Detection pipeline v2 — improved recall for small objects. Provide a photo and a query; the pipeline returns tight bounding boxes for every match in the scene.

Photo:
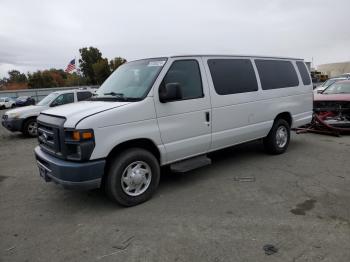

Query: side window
[207,59,258,95]
[296,61,311,85]
[255,60,299,90]
[77,91,92,101]
[161,60,203,100]
[51,93,74,107]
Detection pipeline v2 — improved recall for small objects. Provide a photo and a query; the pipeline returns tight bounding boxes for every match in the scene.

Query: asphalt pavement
[0,109,349,262]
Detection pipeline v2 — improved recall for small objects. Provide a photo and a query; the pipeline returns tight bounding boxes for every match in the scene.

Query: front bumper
[34,146,105,190]
[1,118,24,132]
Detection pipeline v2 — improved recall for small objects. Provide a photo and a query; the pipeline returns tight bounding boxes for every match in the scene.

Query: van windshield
[93,58,167,101]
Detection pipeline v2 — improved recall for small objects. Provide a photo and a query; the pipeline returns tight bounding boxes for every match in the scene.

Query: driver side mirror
[159,83,182,103]
[317,89,323,94]
[50,101,60,107]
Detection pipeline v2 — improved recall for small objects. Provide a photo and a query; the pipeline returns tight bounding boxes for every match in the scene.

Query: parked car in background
[2,89,93,137]
[314,77,347,93]
[314,80,350,127]
[15,96,36,107]
[34,55,313,206]
[0,97,16,109]
[334,73,350,79]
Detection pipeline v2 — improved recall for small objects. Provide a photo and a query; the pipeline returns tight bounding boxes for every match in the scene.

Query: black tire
[23,118,38,137]
[106,148,160,206]
[263,119,290,155]
[11,104,15,108]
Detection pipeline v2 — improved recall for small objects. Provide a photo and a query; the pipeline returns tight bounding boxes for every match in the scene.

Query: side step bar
[170,155,211,173]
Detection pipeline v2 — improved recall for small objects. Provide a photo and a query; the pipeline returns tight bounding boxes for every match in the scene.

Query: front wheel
[263,119,290,154]
[106,148,160,206]
[23,118,38,137]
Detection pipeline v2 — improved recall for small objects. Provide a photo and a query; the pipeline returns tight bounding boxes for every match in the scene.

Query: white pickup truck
[2,89,92,137]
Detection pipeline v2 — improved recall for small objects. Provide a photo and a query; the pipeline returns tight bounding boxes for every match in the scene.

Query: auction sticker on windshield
[148,61,166,67]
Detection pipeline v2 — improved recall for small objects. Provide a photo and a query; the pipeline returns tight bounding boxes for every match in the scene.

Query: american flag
[65,59,76,73]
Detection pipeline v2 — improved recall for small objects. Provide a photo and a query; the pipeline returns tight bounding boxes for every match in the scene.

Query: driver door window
[51,93,74,107]
[160,60,203,101]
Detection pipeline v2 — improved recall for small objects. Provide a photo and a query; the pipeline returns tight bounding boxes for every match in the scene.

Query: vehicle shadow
[43,137,306,211]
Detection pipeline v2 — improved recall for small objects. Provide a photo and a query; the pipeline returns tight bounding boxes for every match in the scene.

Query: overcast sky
[1,0,349,77]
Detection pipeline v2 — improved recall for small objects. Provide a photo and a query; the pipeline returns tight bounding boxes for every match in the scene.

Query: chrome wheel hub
[28,122,38,136]
[276,126,288,148]
[121,161,152,196]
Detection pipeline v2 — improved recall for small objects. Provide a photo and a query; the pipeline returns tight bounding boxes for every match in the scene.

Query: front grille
[37,123,60,154]
[37,114,66,158]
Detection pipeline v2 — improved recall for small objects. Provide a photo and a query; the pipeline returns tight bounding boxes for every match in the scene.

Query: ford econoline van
[34,55,313,206]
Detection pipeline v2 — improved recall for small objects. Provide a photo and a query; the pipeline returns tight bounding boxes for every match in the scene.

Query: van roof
[169,54,304,60]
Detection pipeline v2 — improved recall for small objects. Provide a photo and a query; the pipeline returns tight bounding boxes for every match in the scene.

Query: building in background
[317,61,350,78]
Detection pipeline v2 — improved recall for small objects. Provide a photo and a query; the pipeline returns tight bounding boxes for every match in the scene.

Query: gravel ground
[0,109,350,262]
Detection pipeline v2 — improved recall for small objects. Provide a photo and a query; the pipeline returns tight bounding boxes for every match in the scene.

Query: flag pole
[76,56,80,87]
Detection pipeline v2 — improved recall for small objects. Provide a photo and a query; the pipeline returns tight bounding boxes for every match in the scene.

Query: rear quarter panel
[203,57,312,151]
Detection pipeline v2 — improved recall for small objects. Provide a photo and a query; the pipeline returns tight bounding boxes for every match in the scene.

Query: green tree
[0,77,8,86]
[110,57,127,72]
[65,72,88,86]
[92,58,111,85]
[79,47,103,84]
[27,71,55,89]
[8,70,27,83]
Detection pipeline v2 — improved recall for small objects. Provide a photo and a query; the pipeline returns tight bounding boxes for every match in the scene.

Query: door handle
[205,111,210,122]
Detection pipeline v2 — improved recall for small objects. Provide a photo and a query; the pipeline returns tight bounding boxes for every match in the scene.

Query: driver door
[154,58,212,164]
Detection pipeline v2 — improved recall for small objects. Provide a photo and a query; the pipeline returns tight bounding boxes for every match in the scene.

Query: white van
[34,55,313,206]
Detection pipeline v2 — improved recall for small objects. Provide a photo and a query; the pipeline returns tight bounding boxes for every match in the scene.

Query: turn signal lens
[71,130,93,141]
[82,132,93,140]
[72,131,80,141]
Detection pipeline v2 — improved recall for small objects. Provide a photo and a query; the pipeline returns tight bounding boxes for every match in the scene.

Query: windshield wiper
[90,92,142,102]
[103,92,125,97]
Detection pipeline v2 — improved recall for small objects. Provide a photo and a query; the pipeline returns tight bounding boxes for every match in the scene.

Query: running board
[170,155,211,173]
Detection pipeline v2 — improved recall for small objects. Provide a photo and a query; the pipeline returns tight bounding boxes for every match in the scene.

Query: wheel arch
[22,116,37,130]
[106,138,161,166]
[274,112,292,127]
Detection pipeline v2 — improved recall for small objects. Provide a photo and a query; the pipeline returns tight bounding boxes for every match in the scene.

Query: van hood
[41,101,131,127]
[6,105,47,117]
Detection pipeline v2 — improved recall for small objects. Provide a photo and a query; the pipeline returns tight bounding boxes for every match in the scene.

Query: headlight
[7,112,20,119]
[64,129,95,161]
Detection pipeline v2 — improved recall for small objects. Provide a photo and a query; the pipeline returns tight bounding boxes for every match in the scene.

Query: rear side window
[161,60,203,100]
[255,60,299,90]
[208,59,258,95]
[296,61,311,85]
[77,91,92,101]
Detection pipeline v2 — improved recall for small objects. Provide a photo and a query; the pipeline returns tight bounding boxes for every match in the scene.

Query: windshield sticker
[147,61,166,67]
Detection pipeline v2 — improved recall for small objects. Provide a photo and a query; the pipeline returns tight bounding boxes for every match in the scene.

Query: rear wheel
[23,118,38,137]
[263,119,290,154]
[106,148,160,206]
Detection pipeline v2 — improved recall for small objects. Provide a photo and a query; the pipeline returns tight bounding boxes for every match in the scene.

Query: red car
[313,80,350,127]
